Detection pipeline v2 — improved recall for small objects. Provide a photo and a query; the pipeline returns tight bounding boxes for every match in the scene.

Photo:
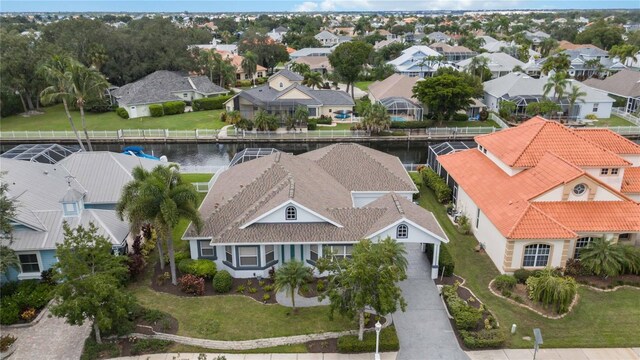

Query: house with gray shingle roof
[111,70,228,119]
[315,30,340,47]
[583,69,640,114]
[0,151,159,282]
[182,143,448,279]
[225,69,354,120]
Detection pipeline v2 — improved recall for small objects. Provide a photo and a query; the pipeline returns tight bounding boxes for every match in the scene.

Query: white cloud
[295,1,319,11]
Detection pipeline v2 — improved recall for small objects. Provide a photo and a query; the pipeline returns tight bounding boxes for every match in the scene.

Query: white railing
[225,129,369,139]
[606,126,640,136]
[191,182,210,193]
[489,112,510,129]
[612,108,640,126]
[403,163,427,171]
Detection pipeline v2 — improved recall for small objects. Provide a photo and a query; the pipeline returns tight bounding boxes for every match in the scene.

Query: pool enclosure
[379,97,423,121]
[1,144,81,164]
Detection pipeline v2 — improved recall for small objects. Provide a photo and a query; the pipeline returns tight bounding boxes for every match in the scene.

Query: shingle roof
[239,83,353,107]
[112,70,226,106]
[185,144,428,244]
[583,69,640,98]
[269,69,304,81]
[457,52,525,73]
[475,117,630,168]
[622,168,640,194]
[368,74,421,101]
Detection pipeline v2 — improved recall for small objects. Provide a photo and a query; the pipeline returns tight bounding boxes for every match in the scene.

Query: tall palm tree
[539,38,558,57]
[116,165,203,285]
[543,71,569,102]
[290,62,311,75]
[467,55,490,82]
[579,238,627,278]
[274,260,312,312]
[67,63,109,151]
[39,55,86,151]
[241,51,258,86]
[303,71,324,89]
[566,85,587,119]
[361,103,391,134]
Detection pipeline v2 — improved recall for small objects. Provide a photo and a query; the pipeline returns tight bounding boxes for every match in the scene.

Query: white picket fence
[489,112,510,129]
[612,108,640,126]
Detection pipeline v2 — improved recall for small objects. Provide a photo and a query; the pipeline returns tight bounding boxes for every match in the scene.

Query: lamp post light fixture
[374,320,382,360]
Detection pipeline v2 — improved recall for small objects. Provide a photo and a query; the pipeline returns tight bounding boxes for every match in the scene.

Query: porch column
[431,243,440,279]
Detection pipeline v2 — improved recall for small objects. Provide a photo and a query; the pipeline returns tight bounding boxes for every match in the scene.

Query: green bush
[307,119,317,130]
[130,339,171,355]
[442,285,482,330]
[452,113,469,122]
[457,215,471,235]
[316,116,332,125]
[193,95,233,111]
[178,259,216,278]
[0,300,20,325]
[149,104,164,117]
[116,107,129,119]
[494,274,517,291]
[337,326,399,353]
[162,101,186,115]
[256,77,268,85]
[526,269,577,314]
[426,244,455,277]
[213,270,233,293]
[460,329,506,349]
[80,336,119,360]
[178,259,194,274]
[174,251,191,264]
[420,168,451,203]
[501,289,512,297]
[513,268,532,284]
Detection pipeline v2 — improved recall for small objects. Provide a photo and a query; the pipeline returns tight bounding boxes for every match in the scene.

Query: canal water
[87,141,436,166]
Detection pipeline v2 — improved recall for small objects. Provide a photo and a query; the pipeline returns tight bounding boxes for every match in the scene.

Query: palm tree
[361,103,391,134]
[583,58,601,79]
[467,55,490,82]
[253,110,277,131]
[67,63,109,151]
[378,237,408,273]
[116,165,203,285]
[566,85,587,119]
[225,110,242,127]
[290,62,311,75]
[539,38,558,57]
[274,260,312,312]
[512,65,525,73]
[543,71,569,102]
[303,71,324,89]
[241,51,258,86]
[579,238,627,278]
[39,55,86,151]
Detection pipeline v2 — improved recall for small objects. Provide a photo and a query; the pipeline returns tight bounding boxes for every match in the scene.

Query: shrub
[149,104,164,117]
[0,335,16,352]
[513,268,532,284]
[494,274,517,291]
[452,113,469,122]
[130,339,171,355]
[457,215,471,235]
[526,269,577,314]
[460,329,506,349]
[178,259,216,278]
[20,307,37,321]
[178,259,194,274]
[142,309,165,323]
[420,168,451,203]
[0,301,20,325]
[337,326,400,353]
[213,270,233,293]
[84,98,112,113]
[156,272,170,286]
[174,251,191,264]
[585,114,598,120]
[426,244,455,277]
[262,294,271,302]
[178,274,205,296]
[501,289,512,298]
[316,116,332,125]
[248,287,257,294]
[128,253,146,279]
[236,285,246,293]
[40,269,57,286]
[316,279,325,292]
[564,258,592,277]
[193,95,233,111]
[307,119,317,130]
[116,107,129,119]
[263,284,273,292]
[162,101,186,115]
[442,285,482,330]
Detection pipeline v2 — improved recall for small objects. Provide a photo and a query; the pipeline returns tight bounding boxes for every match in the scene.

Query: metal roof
[1,144,80,164]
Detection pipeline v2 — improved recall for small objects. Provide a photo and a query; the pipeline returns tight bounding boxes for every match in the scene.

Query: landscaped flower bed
[0,279,54,325]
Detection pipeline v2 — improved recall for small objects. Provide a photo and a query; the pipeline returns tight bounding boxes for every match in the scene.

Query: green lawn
[354,81,373,91]
[592,115,635,127]
[181,173,213,183]
[412,174,640,348]
[433,120,500,128]
[317,123,355,131]
[0,104,226,131]
[130,285,355,341]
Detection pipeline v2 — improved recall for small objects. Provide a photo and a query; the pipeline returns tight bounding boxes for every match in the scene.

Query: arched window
[285,206,297,220]
[574,237,594,259]
[396,224,408,239]
[522,244,551,267]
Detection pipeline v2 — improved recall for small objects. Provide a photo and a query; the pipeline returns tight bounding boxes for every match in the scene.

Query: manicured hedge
[337,326,399,353]
[193,95,233,111]
[116,107,129,119]
[452,113,469,122]
[236,80,252,87]
[149,104,164,117]
[162,101,186,115]
[316,116,332,125]
[494,274,517,291]
[178,259,216,278]
[307,119,317,130]
[420,168,451,203]
[442,285,481,330]
[426,243,455,277]
[213,270,233,293]
[460,329,506,349]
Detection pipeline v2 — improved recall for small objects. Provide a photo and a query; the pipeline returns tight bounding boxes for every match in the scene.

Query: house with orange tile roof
[216,50,267,82]
[437,117,640,273]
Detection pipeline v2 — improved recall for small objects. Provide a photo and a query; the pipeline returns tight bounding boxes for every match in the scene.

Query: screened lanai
[229,148,280,167]
[379,97,423,121]
[0,144,81,164]
[427,141,476,179]
[503,95,570,116]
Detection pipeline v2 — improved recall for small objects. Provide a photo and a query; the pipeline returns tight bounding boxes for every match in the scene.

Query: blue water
[391,116,407,122]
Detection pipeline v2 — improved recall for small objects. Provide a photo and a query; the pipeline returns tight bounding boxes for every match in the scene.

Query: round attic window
[572,183,587,196]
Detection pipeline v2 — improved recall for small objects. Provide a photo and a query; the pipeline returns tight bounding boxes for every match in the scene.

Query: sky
[1,0,638,13]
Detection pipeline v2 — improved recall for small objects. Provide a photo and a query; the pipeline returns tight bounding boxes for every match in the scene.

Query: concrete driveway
[393,243,469,360]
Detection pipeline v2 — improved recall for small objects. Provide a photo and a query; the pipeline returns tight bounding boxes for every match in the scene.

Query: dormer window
[396,224,408,239]
[286,206,297,220]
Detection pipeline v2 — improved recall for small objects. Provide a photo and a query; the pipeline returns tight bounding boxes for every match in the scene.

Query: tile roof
[534,201,640,233]
[217,50,267,72]
[475,117,631,167]
[507,205,576,239]
[622,168,640,194]
[185,144,430,244]
[573,128,640,155]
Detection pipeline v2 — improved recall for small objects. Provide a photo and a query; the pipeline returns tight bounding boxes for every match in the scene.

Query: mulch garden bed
[306,338,338,353]
[434,274,465,287]
[489,281,563,318]
[575,274,640,289]
[150,261,277,304]
[134,313,179,335]
[298,277,328,298]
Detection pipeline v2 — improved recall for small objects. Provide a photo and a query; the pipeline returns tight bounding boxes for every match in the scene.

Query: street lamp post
[374,320,382,360]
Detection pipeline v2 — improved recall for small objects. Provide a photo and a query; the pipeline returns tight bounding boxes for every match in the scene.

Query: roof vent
[43,171,48,175]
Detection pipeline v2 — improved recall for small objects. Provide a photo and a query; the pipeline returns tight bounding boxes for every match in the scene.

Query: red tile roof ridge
[522,152,585,201]
[574,128,640,155]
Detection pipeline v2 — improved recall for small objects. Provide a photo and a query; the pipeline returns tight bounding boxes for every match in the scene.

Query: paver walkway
[466,348,640,360]
[392,243,469,360]
[109,353,398,360]
[3,307,91,360]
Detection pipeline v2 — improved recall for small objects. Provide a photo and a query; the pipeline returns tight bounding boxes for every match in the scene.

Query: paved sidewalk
[110,352,398,360]
[275,289,330,307]
[392,243,468,360]
[466,348,640,360]
[3,307,91,360]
